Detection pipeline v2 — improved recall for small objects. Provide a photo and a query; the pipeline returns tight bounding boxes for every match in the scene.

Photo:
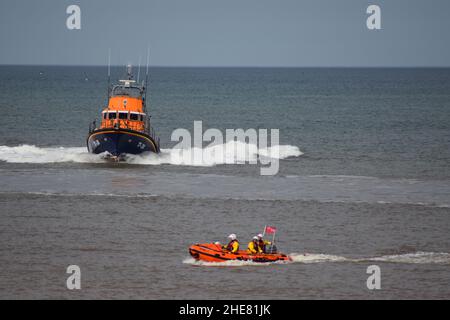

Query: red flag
[265,226,277,234]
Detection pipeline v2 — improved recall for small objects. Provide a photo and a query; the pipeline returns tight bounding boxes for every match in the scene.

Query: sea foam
[0,142,303,165]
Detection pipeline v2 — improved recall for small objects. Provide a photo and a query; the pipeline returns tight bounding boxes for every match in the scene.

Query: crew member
[257,234,271,253]
[223,234,239,253]
[247,236,261,254]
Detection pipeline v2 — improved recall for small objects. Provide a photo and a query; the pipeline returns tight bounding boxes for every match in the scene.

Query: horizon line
[1,63,450,69]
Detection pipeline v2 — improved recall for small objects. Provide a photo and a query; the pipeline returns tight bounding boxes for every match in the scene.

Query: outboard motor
[265,244,278,254]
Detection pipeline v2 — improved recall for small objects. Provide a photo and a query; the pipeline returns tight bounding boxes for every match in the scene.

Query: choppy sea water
[0,66,449,299]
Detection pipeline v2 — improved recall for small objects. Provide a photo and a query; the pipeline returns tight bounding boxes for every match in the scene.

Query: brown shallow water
[1,193,449,299]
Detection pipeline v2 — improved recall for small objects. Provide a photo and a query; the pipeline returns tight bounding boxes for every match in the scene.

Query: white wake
[0,145,103,164]
[182,257,289,267]
[291,252,450,265]
[289,253,348,263]
[0,142,303,165]
[183,252,450,267]
[365,251,450,265]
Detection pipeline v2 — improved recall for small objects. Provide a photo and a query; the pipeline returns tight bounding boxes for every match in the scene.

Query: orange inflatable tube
[189,243,292,263]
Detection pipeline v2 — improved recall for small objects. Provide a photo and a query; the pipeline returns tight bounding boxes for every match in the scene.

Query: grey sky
[0,0,449,67]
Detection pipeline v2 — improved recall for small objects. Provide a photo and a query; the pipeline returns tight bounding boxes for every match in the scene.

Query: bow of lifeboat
[87,126,159,158]
[189,243,292,263]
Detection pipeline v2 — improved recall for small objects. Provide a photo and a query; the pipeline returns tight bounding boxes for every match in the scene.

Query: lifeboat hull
[189,243,292,263]
[87,128,159,157]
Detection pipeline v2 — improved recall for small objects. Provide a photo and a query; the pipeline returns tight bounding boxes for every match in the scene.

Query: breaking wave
[127,141,302,166]
[183,252,450,267]
[0,142,303,165]
[0,145,102,164]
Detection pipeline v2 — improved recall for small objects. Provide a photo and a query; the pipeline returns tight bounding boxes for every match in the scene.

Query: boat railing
[147,126,161,151]
[144,119,160,145]
[88,120,97,134]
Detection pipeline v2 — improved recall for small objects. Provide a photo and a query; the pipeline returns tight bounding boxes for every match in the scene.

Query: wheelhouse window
[103,113,107,120]
[119,112,128,120]
[108,112,117,120]
[112,86,142,98]
[130,113,139,121]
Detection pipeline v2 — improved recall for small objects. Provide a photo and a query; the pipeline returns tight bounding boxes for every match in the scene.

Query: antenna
[108,48,111,78]
[107,48,111,102]
[144,46,150,107]
[144,46,151,130]
[127,64,132,80]
[145,46,150,90]
[137,55,142,83]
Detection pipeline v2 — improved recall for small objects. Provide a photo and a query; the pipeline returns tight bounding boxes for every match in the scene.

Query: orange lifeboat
[189,243,292,263]
[87,64,160,159]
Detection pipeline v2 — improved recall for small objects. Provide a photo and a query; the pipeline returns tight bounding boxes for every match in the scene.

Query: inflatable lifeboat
[189,243,292,263]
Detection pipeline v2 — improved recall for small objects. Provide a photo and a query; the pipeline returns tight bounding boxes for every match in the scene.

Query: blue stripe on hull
[87,131,158,156]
